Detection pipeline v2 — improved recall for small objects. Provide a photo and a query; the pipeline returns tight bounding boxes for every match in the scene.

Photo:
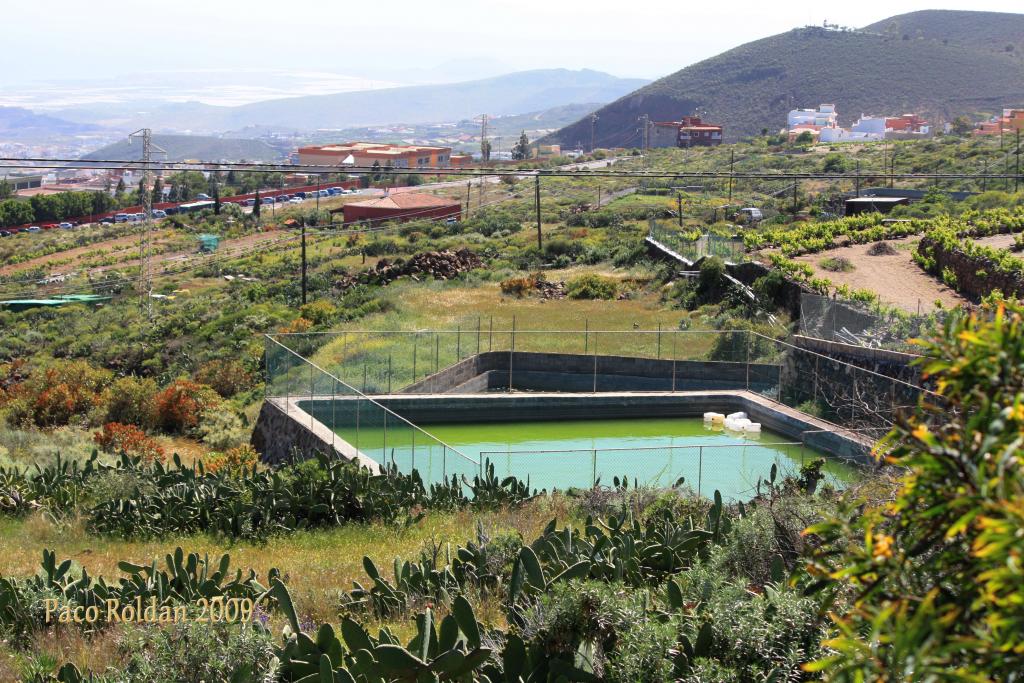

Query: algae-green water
[323,410,855,500]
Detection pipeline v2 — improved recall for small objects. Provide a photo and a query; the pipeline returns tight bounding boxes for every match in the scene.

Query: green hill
[864,9,1024,54]
[548,11,1024,146]
[80,134,284,162]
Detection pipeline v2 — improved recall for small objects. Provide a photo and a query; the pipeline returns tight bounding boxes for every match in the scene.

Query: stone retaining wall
[918,234,1024,300]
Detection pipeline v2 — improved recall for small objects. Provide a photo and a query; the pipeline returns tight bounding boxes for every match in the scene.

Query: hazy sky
[4,0,1023,87]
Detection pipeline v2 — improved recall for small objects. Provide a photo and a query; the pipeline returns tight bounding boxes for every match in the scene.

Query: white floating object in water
[726,411,748,420]
[742,422,761,433]
[704,412,724,422]
[725,417,750,431]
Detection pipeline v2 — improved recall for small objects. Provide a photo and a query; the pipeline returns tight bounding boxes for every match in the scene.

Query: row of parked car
[238,186,356,207]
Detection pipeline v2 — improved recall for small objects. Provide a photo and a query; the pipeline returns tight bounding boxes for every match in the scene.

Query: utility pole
[792,182,798,214]
[465,181,472,217]
[478,114,489,162]
[638,114,650,155]
[535,174,542,250]
[590,113,599,152]
[1016,129,1021,193]
[301,219,307,306]
[677,193,683,227]
[128,128,165,319]
[728,149,734,202]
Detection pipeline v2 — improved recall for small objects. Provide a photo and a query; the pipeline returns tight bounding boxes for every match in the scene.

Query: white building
[787,104,838,130]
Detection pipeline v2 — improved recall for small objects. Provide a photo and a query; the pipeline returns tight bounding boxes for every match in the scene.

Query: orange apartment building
[974,109,1024,136]
[297,142,456,169]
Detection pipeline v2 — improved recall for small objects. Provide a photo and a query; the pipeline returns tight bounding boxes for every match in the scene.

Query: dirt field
[974,233,1017,249]
[791,237,969,313]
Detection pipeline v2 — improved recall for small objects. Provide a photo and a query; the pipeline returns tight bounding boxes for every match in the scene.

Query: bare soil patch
[791,237,969,313]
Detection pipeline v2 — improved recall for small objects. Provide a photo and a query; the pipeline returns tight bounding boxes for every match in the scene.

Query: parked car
[196,193,211,200]
[58,222,74,229]
[42,224,57,230]
[289,197,302,204]
[0,230,11,237]
[318,189,329,197]
[293,192,307,199]
[114,213,130,223]
[327,187,342,195]
[276,195,290,203]
[738,207,763,222]
[242,198,256,207]
[151,209,167,219]
[261,197,274,205]
[100,217,114,224]
[27,226,42,232]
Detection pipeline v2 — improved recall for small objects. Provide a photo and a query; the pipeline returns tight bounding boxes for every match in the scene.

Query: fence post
[657,323,662,359]
[387,355,392,394]
[592,333,598,393]
[434,333,439,375]
[342,332,348,384]
[592,449,597,488]
[457,325,461,361]
[362,363,367,394]
[411,430,415,475]
[698,446,703,498]
[331,378,336,452]
[413,333,418,385]
[509,316,516,392]
[264,341,270,399]
[745,330,751,391]
[584,319,589,355]
[442,445,447,481]
[488,316,493,352]
[476,317,481,356]
[813,354,819,403]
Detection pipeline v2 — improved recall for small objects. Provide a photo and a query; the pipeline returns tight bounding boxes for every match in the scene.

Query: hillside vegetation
[80,135,284,163]
[549,10,1024,145]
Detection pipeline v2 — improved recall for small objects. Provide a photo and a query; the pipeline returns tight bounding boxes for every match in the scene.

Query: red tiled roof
[345,193,460,210]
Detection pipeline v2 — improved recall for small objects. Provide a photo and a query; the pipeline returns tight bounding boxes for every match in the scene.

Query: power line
[4,157,1017,181]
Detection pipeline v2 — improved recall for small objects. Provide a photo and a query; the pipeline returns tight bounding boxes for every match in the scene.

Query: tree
[794,131,814,145]
[806,302,1024,680]
[211,176,221,215]
[253,190,261,219]
[151,178,163,205]
[480,139,492,162]
[115,178,126,198]
[0,179,12,200]
[511,131,531,161]
[370,161,382,182]
[950,115,974,136]
[822,153,848,173]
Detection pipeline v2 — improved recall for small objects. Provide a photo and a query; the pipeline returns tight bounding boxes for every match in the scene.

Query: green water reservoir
[315,406,854,499]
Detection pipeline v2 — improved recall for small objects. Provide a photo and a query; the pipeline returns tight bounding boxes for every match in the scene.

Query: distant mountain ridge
[0,107,100,138]
[81,135,283,162]
[548,10,1024,146]
[55,69,649,135]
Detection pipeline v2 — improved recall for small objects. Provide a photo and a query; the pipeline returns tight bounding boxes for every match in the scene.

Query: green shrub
[566,274,618,300]
[820,256,854,272]
[100,376,158,429]
[116,621,276,683]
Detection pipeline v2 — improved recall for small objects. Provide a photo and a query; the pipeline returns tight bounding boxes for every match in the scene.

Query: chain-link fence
[648,218,747,263]
[264,337,479,479]
[799,293,949,352]
[480,440,857,501]
[266,328,934,483]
